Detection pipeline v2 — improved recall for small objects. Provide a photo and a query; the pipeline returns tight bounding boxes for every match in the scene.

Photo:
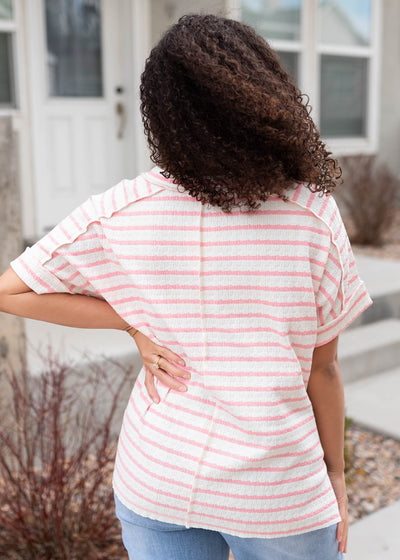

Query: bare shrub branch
[0,346,134,559]
[337,155,400,246]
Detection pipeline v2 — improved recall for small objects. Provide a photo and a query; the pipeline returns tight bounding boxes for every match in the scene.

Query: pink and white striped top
[11,167,373,538]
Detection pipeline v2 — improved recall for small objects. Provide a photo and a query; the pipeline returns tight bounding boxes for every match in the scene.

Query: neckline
[144,166,179,191]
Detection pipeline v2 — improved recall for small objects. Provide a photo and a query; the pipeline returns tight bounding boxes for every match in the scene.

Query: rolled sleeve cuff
[315,281,373,347]
[10,247,70,295]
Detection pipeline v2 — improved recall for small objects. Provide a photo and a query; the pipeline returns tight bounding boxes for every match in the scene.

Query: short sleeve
[10,197,105,298]
[315,216,373,347]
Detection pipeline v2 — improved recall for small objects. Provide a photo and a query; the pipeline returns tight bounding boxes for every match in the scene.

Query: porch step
[348,255,400,328]
[338,319,400,383]
[344,366,400,440]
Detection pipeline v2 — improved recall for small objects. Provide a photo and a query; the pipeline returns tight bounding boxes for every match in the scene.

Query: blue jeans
[114,494,345,560]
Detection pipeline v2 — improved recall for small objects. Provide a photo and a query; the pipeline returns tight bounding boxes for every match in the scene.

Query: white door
[26,0,143,236]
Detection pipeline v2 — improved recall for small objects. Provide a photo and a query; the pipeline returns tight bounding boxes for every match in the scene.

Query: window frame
[228,0,382,156]
[0,0,17,110]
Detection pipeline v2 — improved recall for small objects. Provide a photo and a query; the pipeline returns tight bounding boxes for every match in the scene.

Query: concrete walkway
[347,502,400,560]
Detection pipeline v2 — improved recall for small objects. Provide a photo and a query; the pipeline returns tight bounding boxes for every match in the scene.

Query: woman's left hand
[327,470,348,554]
[131,330,191,403]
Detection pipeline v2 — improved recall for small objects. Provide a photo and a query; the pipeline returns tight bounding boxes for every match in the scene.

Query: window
[239,0,380,153]
[0,0,16,108]
[241,0,302,83]
[44,0,103,97]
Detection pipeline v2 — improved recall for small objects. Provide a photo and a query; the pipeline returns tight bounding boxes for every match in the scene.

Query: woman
[0,14,372,560]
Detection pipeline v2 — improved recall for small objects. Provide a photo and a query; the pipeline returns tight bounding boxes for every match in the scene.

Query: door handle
[115,101,126,139]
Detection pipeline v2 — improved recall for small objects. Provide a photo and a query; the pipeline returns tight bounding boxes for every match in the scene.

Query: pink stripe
[52,261,70,274]
[291,183,302,202]
[69,213,80,231]
[106,283,314,293]
[65,258,118,269]
[184,355,310,365]
[57,246,104,257]
[106,268,321,280]
[151,337,316,351]
[47,232,58,245]
[66,270,80,283]
[323,267,341,290]
[306,190,316,208]
[36,241,51,257]
[103,221,329,237]
[104,224,329,236]
[329,207,338,228]
[114,253,327,267]
[318,193,330,216]
[108,295,315,309]
[319,284,335,308]
[145,179,152,195]
[118,208,312,218]
[111,185,117,210]
[80,205,91,222]
[327,249,341,270]
[123,321,318,338]
[58,223,71,241]
[122,181,129,205]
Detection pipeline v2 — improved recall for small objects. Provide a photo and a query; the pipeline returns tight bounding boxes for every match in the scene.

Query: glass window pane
[320,55,368,138]
[0,0,13,20]
[45,0,103,97]
[0,32,14,105]
[318,0,371,46]
[241,0,302,41]
[276,51,298,83]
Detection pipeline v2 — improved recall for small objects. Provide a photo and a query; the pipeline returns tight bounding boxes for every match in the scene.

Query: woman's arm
[306,335,348,554]
[0,267,129,330]
[0,267,190,396]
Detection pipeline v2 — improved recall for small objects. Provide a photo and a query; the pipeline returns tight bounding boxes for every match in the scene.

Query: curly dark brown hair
[140,14,341,213]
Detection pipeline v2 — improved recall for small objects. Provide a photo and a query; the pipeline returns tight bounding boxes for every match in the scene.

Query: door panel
[28,0,131,235]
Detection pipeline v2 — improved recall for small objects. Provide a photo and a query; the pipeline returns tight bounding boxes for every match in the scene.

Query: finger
[144,367,160,403]
[337,518,347,553]
[155,355,191,380]
[152,366,188,392]
[157,346,188,371]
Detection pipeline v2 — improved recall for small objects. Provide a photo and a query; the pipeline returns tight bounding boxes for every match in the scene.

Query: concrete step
[347,501,400,560]
[338,319,400,383]
[348,255,400,328]
[343,366,400,440]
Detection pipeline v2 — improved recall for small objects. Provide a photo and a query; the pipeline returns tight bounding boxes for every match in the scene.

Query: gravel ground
[346,423,400,524]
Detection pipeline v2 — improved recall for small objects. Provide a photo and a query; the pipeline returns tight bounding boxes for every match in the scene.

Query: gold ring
[153,356,162,369]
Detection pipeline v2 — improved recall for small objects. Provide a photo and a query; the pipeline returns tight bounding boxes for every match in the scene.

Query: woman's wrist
[124,325,139,338]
